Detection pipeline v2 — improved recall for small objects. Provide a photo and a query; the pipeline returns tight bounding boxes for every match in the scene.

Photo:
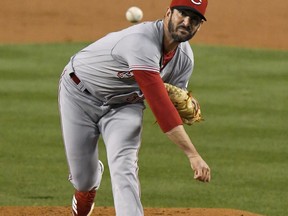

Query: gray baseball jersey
[68,20,194,104]
[59,19,195,216]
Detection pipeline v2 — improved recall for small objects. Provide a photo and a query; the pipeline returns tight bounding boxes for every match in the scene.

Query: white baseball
[125,6,143,23]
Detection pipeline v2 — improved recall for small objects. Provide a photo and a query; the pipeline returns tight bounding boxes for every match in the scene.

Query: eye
[175,9,203,25]
[180,11,188,17]
[191,15,202,22]
[177,9,188,17]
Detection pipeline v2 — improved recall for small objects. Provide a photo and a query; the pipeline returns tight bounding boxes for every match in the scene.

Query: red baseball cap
[170,0,208,21]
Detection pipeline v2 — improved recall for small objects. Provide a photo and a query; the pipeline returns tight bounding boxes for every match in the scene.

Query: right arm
[133,70,211,182]
[165,125,210,182]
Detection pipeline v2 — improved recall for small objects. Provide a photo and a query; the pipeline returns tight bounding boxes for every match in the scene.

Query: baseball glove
[164,83,203,125]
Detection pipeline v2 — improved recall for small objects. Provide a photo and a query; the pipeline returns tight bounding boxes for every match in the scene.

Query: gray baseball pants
[58,68,145,216]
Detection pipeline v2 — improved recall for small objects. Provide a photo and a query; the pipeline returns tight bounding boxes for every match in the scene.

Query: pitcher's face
[167,8,203,42]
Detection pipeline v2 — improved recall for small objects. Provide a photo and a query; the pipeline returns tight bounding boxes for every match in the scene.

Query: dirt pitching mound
[0,206,264,216]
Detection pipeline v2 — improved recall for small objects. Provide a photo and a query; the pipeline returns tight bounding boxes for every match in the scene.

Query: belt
[69,72,90,94]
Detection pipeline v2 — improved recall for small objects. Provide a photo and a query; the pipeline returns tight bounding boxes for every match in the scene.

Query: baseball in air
[125,6,143,23]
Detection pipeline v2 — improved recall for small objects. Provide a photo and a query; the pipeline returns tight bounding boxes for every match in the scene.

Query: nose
[182,16,191,27]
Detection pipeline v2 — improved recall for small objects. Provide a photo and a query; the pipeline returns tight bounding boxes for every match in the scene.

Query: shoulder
[118,20,163,44]
[128,20,163,34]
[112,21,164,57]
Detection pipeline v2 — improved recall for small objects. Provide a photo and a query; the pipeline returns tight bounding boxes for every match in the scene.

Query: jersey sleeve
[112,33,161,73]
[133,70,183,132]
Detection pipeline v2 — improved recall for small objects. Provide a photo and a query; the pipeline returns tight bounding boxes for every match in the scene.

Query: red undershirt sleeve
[133,70,183,132]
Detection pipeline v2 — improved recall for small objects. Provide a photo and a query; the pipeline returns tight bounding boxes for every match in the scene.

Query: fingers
[189,156,211,182]
[194,167,211,182]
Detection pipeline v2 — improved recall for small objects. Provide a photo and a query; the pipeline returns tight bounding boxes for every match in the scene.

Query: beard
[168,16,197,42]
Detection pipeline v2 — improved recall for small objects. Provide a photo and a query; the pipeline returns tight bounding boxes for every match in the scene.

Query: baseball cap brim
[171,6,207,21]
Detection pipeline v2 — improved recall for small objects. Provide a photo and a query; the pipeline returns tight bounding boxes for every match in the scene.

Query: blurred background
[1,0,288,49]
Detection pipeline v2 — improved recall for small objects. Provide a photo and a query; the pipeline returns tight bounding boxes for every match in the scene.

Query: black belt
[69,73,90,94]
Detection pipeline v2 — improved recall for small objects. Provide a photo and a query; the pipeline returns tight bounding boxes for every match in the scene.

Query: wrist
[186,152,201,160]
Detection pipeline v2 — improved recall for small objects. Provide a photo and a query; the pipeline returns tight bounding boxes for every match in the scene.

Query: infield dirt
[1,0,287,215]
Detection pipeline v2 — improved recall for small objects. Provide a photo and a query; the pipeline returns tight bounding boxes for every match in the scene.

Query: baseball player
[58,0,211,215]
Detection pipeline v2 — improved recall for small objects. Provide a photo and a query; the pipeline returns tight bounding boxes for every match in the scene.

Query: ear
[197,22,204,31]
[165,8,172,18]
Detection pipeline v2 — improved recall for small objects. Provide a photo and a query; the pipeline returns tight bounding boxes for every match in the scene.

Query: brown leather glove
[164,83,203,125]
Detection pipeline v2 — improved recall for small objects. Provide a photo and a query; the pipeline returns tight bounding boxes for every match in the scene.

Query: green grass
[0,43,287,216]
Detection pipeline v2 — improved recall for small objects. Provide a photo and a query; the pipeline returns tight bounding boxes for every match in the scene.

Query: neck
[163,36,179,54]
